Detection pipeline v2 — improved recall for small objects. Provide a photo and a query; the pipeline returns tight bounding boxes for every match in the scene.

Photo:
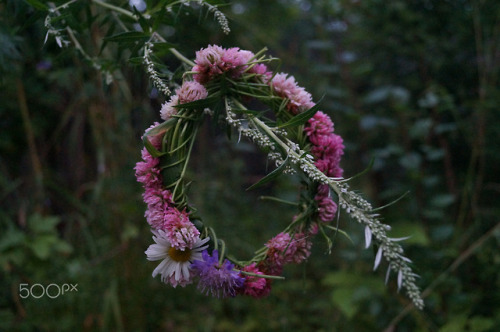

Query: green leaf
[211,98,225,127]
[53,241,73,255]
[430,194,455,208]
[246,157,289,191]
[121,223,139,241]
[174,95,220,110]
[0,227,26,251]
[28,214,60,233]
[325,271,386,318]
[331,288,358,319]
[0,247,25,267]
[371,190,409,212]
[30,234,58,260]
[468,316,495,332]
[25,0,48,10]
[339,157,375,182]
[161,154,184,188]
[142,119,177,157]
[145,118,176,137]
[143,135,164,158]
[277,100,322,129]
[152,42,175,56]
[128,57,144,65]
[99,21,116,55]
[438,315,467,332]
[231,108,263,116]
[132,6,151,32]
[389,222,430,246]
[103,31,149,42]
[323,271,385,292]
[0,309,16,328]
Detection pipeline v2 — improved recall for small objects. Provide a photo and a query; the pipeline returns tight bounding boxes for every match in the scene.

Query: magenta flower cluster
[305,111,344,179]
[270,73,315,114]
[264,232,312,273]
[160,80,208,120]
[192,45,270,84]
[305,111,344,223]
[238,263,268,298]
[135,129,200,251]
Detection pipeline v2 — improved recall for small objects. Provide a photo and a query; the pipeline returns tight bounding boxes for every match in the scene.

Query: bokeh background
[1,0,499,331]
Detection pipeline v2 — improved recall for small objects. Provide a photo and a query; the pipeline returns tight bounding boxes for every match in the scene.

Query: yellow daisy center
[168,247,192,262]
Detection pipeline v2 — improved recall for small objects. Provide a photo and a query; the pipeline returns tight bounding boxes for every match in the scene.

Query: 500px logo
[19,283,78,299]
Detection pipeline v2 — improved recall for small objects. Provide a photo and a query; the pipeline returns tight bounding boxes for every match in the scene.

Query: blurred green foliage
[1,0,499,331]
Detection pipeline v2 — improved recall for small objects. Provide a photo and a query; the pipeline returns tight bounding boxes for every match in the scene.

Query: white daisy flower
[145,229,210,287]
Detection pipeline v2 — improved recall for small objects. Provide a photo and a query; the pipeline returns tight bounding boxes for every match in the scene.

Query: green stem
[172,123,198,200]
[151,32,196,67]
[385,221,500,329]
[239,271,285,280]
[259,196,298,206]
[318,223,333,254]
[65,25,99,69]
[208,227,218,250]
[51,0,79,12]
[178,125,198,180]
[17,79,44,204]
[92,0,196,69]
[92,0,136,19]
[170,48,196,67]
[324,225,354,244]
[218,239,226,265]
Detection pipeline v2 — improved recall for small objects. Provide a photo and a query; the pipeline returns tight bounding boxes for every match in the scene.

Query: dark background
[1,0,499,331]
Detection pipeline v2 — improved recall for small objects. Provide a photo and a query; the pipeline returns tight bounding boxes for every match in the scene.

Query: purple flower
[191,250,245,298]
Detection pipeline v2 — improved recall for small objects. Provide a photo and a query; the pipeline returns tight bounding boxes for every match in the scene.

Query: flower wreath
[135,45,424,308]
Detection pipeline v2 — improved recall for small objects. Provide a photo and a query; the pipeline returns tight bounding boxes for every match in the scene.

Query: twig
[17,79,44,202]
[384,221,500,331]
